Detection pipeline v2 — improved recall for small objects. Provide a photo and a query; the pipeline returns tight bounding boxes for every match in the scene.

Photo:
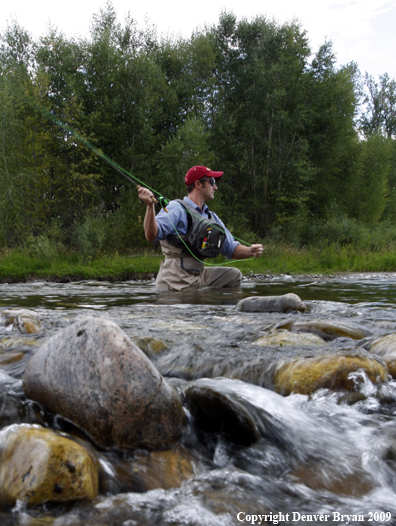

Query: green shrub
[72,211,107,260]
[101,189,156,255]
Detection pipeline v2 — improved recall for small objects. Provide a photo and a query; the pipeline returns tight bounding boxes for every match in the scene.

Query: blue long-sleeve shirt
[154,196,239,259]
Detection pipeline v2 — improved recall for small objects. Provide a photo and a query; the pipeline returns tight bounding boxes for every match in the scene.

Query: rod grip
[137,185,158,205]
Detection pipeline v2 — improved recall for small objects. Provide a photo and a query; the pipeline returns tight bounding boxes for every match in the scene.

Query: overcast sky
[1,0,396,78]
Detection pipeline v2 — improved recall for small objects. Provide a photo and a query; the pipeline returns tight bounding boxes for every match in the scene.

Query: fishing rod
[1,75,170,208]
[3,76,254,264]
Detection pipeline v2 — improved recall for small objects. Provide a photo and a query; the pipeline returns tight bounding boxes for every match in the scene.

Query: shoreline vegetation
[2,243,396,284]
[2,7,396,277]
[2,6,396,289]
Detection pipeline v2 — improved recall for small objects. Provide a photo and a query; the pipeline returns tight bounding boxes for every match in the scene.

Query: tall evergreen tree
[305,43,358,219]
[210,13,313,235]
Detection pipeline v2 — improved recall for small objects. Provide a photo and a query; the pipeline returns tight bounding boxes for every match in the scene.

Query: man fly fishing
[138,166,264,292]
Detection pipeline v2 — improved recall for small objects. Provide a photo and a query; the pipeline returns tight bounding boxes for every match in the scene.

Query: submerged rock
[236,293,306,313]
[276,320,372,341]
[387,359,396,379]
[0,372,26,430]
[253,329,325,348]
[367,334,396,378]
[292,462,374,497]
[0,424,98,508]
[337,392,367,406]
[130,448,196,491]
[368,333,396,359]
[22,317,184,449]
[0,350,25,367]
[135,336,168,358]
[273,351,388,396]
[0,335,41,349]
[0,309,42,334]
[99,445,196,494]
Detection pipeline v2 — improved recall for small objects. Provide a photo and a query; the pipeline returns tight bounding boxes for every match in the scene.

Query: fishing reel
[158,196,170,211]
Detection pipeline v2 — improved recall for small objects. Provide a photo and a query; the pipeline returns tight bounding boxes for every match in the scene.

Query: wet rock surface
[0,309,42,334]
[0,424,98,508]
[236,293,306,313]
[135,336,168,357]
[275,319,372,341]
[183,382,259,446]
[0,371,28,429]
[253,329,325,348]
[272,351,389,396]
[129,448,196,491]
[1,276,396,524]
[22,317,184,449]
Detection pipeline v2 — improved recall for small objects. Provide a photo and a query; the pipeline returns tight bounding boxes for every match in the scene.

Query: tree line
[1,1,395,256]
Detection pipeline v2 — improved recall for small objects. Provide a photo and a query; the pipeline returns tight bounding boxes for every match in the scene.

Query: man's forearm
[143,203,158,242]
[138,186,159,242]
[232,243,263,259]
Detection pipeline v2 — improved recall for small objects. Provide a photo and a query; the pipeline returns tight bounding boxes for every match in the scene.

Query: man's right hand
[138,186,156,206]
[139,186,159,242]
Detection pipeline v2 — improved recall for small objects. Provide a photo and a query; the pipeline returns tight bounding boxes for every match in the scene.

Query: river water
[1,273,396,526]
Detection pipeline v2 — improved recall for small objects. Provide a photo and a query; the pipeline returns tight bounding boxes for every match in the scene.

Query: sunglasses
[200,177,217,186]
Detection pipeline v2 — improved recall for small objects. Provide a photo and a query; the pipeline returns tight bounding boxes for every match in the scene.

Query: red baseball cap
[184,166,223,185]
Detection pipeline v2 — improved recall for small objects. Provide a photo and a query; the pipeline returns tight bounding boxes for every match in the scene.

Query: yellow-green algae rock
[0,424,98,508]
[273,352,388,396]
[253,329,325,348]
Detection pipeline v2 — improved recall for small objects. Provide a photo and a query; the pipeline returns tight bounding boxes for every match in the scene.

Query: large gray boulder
[22,317,184,449]
[236,293,306,313]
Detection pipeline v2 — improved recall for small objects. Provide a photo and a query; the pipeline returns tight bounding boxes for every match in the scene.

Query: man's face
[198,177,218,201]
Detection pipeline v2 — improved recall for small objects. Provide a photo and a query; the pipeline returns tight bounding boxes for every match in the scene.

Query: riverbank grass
[2,244,396,282]
[0,251,162,282]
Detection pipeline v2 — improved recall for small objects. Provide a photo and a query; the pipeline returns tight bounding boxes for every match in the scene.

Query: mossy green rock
[0,424,98,508]
[273,352,388,396]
